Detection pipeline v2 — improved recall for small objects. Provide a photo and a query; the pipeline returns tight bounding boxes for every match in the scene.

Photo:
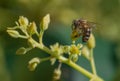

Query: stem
[36,31,40,37]
[59,56,93,78]
[41,57,51,62]
[90,49,97,75]
[58,56,104,81]
[29,37,104,81]
[20,27,29,37]
[19,35,29,39]
[35,43,104,81]
[39,31,44,44]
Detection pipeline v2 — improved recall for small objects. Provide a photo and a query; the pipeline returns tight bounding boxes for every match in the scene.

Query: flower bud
[72,54,78,62]
[40,14,50,31]
[18,16,29,26]
[87,34,95,49]
[27,22,37,35]
[16,47,27,55]
[81,46,90,60]
[77,44,83,49]
[62,46,70,53]
[7,30,20,38]
[53,68,61,81]
[28,57,40,71]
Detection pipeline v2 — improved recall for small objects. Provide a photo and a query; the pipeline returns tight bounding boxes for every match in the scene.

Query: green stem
[30,38,104,81]
[90,49,97,75]
[41,57,51,62]
[36,31,40,37]
[19,35,29,39]
[36,44,104,81]
[39,31,44,44]
[59,56,93,78]
[58,56,104,81]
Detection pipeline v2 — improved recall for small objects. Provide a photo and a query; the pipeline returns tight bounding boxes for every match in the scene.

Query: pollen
[70,45,81,55]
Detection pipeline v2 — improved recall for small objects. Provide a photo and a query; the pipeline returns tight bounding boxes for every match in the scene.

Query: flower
[50,43,63,57]
[53,68,61,80]
[18,16,29,26]
[28,57,40,71]
[69,44,82,55]
[68,44,82,62]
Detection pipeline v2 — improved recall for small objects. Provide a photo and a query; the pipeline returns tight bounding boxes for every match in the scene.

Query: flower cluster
[7,14,103,81]
[6,14,83,80]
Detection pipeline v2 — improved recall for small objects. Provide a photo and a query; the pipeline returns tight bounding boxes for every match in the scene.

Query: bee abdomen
[82,28,91,42]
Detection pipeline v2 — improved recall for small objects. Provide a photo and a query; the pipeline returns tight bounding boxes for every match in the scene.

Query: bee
[71,18,96,42]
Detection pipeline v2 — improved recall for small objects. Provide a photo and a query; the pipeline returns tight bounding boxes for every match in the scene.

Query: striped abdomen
[82,28,92,42]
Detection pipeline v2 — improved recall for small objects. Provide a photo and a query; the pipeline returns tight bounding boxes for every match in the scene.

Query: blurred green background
[0,0,120,81]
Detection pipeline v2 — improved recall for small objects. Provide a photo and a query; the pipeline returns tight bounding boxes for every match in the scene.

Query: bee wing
[87,22,96,28]
[88,21,103,34]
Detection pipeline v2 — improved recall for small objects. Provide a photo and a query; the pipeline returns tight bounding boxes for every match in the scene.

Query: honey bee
[71,18,96,42]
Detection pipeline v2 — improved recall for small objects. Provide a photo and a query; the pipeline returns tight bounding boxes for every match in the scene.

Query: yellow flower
[69,44,82,55]
[50,43,63,57]
[68,44,82,62]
